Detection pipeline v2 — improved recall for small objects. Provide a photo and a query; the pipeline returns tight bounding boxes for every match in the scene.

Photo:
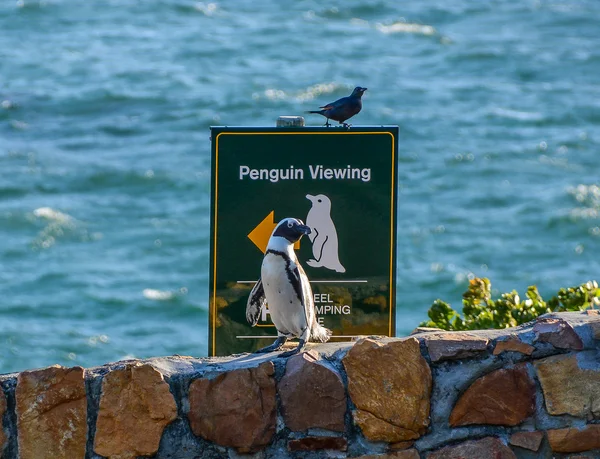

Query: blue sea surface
[1,0,599,373]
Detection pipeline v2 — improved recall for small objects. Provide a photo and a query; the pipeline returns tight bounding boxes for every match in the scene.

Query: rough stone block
[0,388,6,455]
[509,431,544,451]
[533,317,583,350]
[547,424,600,453]
[389,440,415,450]
[16,365,87,459]
[287,436,347,451]
[534,353,600,418]
[188,361,276,452]
[410,327,444,335]
[590,319,600,340]
[427,436,516,459]
[279,351,346,432]
[493,336,535,355]
[424,333,489,362]
[94,362,177,458]
[449,364,535,426]
[355,450,420,459]
[343,337,431,442]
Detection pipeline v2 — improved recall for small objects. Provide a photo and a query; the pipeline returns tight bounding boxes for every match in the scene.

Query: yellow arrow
[248,211,300,253]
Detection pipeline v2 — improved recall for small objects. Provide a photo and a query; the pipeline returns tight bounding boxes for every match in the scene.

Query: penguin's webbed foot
[255,336,287,354]
[279,339,306,358]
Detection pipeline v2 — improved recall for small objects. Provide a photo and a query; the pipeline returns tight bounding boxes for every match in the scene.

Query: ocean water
[1,0,599,373]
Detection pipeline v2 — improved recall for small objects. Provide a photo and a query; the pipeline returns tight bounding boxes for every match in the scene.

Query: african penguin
[246,217,332,357]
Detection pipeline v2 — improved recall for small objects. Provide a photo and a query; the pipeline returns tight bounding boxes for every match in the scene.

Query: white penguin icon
[305,194,346,273]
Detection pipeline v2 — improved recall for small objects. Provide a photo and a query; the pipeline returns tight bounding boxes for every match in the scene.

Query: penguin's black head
[273,218,311,243]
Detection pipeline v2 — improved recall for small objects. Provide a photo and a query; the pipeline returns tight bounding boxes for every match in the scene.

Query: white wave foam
[253,82,345,103]
[492,108,544,121]
[194,2,218,16]
[33,207,73,223]
[143,288,175,301]
[32,207,79,249]
[375,22,436,36]
[295,82,344,101]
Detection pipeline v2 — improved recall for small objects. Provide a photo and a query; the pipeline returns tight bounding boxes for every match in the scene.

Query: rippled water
[1,0,599,373]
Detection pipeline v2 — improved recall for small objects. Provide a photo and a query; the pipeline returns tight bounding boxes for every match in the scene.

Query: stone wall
[0,311,599,459]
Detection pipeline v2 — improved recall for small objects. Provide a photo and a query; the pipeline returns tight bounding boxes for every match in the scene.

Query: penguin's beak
[297,224,311,236]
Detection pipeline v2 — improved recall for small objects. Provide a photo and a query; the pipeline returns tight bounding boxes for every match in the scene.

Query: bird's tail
[310,321,332,343]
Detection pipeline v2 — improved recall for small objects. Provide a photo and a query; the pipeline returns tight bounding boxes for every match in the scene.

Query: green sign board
[209,126,398,356]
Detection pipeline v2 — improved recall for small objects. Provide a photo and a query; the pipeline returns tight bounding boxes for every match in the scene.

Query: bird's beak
[363,87,368,91]
[297,224,311,236]
[306,194,315,202]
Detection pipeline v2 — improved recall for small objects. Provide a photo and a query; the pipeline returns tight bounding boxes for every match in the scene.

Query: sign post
[209,126,398,356]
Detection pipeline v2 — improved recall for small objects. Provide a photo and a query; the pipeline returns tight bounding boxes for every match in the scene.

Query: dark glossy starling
[307,86,367,127]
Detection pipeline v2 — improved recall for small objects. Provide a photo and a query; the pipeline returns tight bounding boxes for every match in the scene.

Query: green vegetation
[421,278,600,331]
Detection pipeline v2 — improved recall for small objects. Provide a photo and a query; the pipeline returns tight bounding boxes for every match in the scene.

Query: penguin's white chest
[261,254,308,337]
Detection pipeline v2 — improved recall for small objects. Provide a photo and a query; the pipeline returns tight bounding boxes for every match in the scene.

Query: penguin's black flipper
[246,278,266,326]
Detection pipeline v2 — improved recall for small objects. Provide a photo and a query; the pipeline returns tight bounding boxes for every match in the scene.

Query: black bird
[307,86,367,127]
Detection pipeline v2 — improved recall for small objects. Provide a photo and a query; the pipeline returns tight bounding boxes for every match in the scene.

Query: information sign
[209,126,398,356]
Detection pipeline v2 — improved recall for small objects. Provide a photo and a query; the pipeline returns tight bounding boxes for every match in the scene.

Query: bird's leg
[255,336,287,353]
[279,339,306,358]
[324,119,331,127]
[279,327,309,358]
[342,122,351,129]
